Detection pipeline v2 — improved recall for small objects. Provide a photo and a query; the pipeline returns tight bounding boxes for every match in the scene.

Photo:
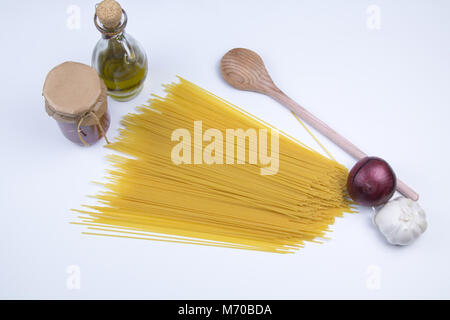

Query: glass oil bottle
[92,0,148,101]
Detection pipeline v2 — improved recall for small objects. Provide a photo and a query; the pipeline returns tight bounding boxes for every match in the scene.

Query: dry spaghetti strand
[73,77,354,253]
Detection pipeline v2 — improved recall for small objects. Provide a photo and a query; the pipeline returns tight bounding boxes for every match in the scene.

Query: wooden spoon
[220,48,419,201]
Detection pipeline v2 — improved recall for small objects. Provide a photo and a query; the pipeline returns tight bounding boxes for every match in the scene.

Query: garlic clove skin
[374,197,427,246]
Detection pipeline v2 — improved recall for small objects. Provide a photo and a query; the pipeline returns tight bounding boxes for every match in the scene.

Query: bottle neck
[104,30,136,63]
[101,29,125,40]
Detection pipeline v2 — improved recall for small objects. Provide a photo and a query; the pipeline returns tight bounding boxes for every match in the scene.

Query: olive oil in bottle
[92,0,148,101]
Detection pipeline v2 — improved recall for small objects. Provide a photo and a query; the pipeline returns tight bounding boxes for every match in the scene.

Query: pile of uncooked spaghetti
[73,78,353,253]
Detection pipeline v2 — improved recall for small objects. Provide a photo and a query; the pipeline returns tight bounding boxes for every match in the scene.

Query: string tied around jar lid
[77,110,110,147]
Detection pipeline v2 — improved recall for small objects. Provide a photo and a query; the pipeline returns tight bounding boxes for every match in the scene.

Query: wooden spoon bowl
[220,48,276,94]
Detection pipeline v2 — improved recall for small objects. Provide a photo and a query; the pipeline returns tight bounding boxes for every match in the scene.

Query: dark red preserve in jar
[43,61,110,146]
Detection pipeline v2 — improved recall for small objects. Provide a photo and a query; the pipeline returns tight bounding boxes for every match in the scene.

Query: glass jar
[43,61,110,146]
[92,1,148,101]
[56,109,110,146]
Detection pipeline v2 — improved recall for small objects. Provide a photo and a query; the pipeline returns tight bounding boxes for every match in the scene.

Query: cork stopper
[96,0,122,29]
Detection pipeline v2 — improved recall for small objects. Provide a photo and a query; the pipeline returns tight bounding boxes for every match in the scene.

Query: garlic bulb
[374,197,427,245]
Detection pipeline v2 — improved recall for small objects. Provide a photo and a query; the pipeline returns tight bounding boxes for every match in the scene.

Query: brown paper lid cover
[43,62,103,117]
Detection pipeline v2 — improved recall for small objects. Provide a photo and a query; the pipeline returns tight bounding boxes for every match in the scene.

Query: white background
[1,0,449,299]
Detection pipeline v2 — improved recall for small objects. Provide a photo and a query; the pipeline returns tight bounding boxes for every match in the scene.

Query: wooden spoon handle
[269,89,419,201]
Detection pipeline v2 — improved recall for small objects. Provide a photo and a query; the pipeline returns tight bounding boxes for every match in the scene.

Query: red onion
[347,157,396,207]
